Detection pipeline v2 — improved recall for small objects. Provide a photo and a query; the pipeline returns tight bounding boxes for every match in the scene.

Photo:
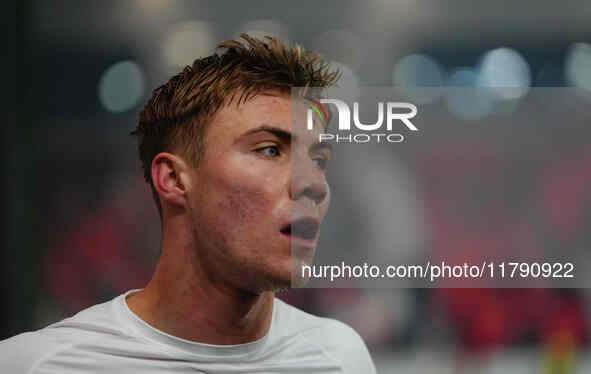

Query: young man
[1,35,377,373]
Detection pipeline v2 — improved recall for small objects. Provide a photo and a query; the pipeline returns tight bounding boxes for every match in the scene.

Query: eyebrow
[238,124,333,153]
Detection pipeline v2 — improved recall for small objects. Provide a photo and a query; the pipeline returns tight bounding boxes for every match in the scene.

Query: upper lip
[280,216,320,241]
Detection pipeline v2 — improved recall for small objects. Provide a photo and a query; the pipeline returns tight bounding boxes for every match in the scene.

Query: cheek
[218,184,269,224]
[213,170,280,234]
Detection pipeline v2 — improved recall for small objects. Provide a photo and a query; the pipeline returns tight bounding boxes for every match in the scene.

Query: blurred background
[9,1,591,372]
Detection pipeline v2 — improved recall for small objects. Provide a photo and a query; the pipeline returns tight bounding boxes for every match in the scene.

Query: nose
[289,158,329,205]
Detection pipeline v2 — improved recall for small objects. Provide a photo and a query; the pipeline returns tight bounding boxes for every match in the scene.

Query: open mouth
[280,217,319,241]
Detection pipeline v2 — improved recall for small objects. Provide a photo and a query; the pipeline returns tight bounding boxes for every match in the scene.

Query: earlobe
[151,153,189,208]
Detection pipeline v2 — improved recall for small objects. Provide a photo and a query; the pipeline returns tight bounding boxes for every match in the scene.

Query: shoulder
[0,297,124,374]
[274,298,377,374]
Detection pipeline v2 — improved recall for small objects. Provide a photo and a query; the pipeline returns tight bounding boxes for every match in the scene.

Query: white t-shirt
[1,290,377,374]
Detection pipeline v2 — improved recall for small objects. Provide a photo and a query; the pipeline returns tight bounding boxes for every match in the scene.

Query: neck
[126,214,275,345]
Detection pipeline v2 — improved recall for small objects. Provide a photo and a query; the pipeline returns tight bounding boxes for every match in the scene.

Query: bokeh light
[98,60,145,113]
[392,54,444,104]
[132,0,177,15]
[445,68,495,120]
[163,21,218,68]
[477,47,531,100]
[565,42,591,91]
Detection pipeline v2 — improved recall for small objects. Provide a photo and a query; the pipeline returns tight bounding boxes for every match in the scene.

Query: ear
[151,152,192,209]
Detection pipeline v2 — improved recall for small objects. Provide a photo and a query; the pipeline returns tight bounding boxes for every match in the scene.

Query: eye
[257,145,281,157]
[313,157,329,171]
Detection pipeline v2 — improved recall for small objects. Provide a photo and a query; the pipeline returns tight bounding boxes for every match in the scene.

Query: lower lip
[280,233,317,249]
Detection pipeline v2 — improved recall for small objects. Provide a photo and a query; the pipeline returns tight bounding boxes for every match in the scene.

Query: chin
[259,265,301,293]
[237,256,313,294]
[289,258,314,288]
